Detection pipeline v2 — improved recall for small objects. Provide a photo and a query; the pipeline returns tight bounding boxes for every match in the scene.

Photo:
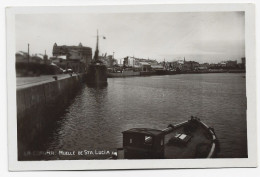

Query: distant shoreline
[107,69,245,78]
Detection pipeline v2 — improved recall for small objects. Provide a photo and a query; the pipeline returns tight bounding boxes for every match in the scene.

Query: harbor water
[28,73,247,160]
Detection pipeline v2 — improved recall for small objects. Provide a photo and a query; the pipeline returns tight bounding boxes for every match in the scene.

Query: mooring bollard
[53,76,58,81]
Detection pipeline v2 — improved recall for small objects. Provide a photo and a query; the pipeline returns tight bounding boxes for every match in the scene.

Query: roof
[139,62,151,66]
[151,65,164,69]
[16,51,26,56]
[133,65,141,68]
[35,55,44,59]
[31,56,43,60]
[122,128,163,136]
[57,55,67,59]
[56,45,91,49]
[50,62,57,66]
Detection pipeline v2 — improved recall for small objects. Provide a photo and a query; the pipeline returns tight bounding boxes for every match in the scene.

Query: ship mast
[94,30,99,61]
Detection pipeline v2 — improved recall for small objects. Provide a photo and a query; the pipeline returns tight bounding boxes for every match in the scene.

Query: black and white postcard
[6,4,257,170]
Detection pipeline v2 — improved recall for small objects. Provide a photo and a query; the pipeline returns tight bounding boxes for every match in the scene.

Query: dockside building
[52,43,92,73]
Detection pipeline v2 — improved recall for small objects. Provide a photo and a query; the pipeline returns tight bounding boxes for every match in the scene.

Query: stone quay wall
[16,74,86,160]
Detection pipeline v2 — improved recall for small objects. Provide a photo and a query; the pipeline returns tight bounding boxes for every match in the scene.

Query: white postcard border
[6,4,257,171]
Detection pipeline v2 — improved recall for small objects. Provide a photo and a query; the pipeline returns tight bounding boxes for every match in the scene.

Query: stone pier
[16,74,86,160]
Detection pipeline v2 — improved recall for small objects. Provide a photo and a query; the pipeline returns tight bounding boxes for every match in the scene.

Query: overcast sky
[16,12,245,63]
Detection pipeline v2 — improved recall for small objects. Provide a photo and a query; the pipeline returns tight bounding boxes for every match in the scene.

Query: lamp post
[27,43,30,64]
[133,55,134,68]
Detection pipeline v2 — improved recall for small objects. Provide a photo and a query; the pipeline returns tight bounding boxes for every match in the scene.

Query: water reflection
[28,73,247,160]
[86,82,108,89]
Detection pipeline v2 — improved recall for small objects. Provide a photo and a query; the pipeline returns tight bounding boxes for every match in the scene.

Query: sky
[15,12,245,63]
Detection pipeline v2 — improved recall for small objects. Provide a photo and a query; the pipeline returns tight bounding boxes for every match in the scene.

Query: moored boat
[86,30,108,85]
[111,117,219,159]
[108,70,140,78]
[86,62,107,84]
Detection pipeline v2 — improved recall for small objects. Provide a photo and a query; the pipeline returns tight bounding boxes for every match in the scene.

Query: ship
[110,116,220,159]
[108,69,140,77]
[86,30,107,85]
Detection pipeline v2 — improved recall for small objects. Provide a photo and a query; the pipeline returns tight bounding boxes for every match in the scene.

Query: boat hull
[112,118,219,159]
[86,64,107,84]
[108,70,140,78]
[164,118,219,158]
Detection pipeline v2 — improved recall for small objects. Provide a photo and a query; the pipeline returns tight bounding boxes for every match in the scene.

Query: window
[144,136,153,145]
[161,138,164,146]
[129,138,132,144]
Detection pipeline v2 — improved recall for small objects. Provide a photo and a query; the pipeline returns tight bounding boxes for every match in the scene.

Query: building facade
[52,43,92,72]
[183,61,200,71]
[16,52,49,64]
[226,60,237,68]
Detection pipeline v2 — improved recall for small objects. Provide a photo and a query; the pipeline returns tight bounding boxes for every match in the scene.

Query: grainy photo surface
[7,4,256,170]
[15,11,247,161]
